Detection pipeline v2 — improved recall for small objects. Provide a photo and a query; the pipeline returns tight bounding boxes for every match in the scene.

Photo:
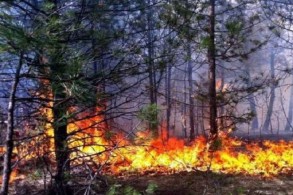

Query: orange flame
[104,132,293,177]
[3,107,293,180]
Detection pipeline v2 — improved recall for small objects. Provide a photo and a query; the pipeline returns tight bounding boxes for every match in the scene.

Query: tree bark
[165,64,171,140]
[182,67,187,138]
[50,60,70,195]
[147,0,156,105]
[146,0,158,137]
[187,45,195,141]
[0,52,23,195]
[218,70,225,131]
[52,98,70,194]
[208,0,218,137]
[47,1,70,193]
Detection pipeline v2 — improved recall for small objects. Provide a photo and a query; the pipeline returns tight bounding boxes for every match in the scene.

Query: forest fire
[103,132,293,177]
[5,107,292,183]
[1,1,293,194]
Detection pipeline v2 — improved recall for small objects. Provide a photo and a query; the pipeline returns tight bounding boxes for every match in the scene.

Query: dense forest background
[0,0,292,194]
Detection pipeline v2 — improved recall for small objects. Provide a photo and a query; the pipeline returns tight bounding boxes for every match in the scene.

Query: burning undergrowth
[2,107,293,185]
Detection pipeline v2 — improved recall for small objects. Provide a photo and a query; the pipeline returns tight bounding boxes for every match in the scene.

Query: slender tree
[165,62,172,139]
[207,0,217,137]
[0,52,23,195]
[187,45,196,140]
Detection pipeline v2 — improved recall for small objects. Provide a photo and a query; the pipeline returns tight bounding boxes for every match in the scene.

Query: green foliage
[123,186,141,195]
[225,20,243,35]
[106,184,122,195]
[106,182,158,195]
[200,36,212,49]
[43,1,55,10]
[62,77,97,107]
[145,182,158,194]
[138,104,160,131]
[0,18,33,52]
[30,169,43,180]
[106,184,140,195]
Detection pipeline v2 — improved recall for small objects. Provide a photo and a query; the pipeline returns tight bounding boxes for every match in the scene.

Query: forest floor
[114,171,293,195]
[10,170,293,195]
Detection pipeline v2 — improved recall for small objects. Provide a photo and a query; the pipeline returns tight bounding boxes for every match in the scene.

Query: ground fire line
[2,107,293,183]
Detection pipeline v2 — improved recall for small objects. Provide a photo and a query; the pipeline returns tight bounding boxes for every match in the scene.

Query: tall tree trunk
[146,0,158,136]
[51,62,70,194]
[201,101,206,136]
[48,1,70,193]
[147,0,156,104]
[183,0,196,141]
[263,49,276,132]
[218,70,225,131]
[208,0,218,137]
[0,52,23,195]
[52,95,70,194]
[187,45,195,141]
[285,76,293,131]
[165,64,171,140]
[182,67,187,138]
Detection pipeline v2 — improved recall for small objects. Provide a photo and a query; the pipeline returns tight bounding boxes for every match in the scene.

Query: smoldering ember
[0,1,293,195]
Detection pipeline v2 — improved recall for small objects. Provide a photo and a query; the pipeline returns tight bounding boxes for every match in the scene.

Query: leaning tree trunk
[0,52,23,195]
[263,49,276,132]
[208,0,218,138]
